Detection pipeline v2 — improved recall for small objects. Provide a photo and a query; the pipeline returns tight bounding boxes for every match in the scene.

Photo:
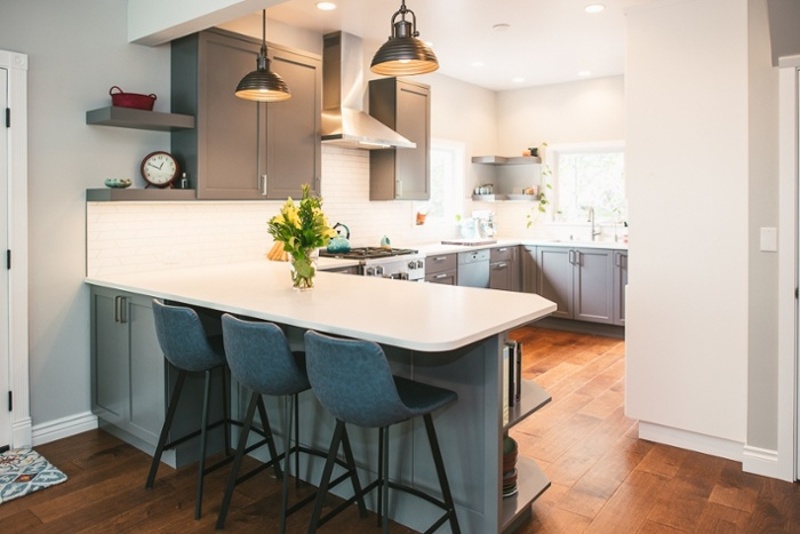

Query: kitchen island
[87,261,556,534]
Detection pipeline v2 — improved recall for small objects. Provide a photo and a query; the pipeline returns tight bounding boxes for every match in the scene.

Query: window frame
[546,140,626,224]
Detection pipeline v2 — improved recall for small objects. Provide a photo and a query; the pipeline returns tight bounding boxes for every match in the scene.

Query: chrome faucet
[587,207,601,241]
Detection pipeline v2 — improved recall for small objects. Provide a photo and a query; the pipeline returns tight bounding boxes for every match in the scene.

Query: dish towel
[0,448,68,504]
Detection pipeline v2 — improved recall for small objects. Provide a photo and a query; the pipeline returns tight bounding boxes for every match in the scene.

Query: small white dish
[104,178,132,189]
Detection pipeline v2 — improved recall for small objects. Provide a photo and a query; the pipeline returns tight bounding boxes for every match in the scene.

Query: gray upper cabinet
[171,29,321,200]
[368,78,431,200]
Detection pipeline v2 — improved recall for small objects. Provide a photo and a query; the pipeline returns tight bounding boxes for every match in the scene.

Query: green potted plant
[527,142,552,228]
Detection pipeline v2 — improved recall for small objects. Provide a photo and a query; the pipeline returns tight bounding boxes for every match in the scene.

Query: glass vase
[289,248,318,291]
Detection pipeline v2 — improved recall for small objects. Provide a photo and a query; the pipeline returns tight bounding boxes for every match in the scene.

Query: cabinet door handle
[574,250,581,266]
[114,296,128,324]
[259,174,268,196]
[433,273,448,279]
[615,253,621,267]
[396,180,403,198]
[433,256,447,262]
[568,250,575,264]
[498,247,508,252]
[494,263,508,269]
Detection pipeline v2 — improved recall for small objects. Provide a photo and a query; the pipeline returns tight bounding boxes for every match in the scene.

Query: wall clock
[140,151,180,188]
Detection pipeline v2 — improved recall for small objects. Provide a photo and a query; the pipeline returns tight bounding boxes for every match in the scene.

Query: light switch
[760,227,778,252]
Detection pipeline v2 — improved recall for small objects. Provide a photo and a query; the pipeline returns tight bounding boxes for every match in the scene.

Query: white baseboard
[742,445,793,481]
[11,416,32,448]
[32,411,98,447]
[638,421,743,462]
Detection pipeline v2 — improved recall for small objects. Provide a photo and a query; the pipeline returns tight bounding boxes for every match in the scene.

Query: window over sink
[548,141,626,225]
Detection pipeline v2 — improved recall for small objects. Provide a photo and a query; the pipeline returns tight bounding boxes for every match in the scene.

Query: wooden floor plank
[5,326,799,534]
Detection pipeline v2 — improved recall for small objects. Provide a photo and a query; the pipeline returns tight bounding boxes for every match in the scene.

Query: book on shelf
[502,341,523,427]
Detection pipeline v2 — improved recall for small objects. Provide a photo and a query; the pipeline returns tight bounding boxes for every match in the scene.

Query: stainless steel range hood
[322,31,415,150]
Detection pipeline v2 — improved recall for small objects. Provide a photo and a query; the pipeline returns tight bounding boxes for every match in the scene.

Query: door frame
[0,49,30,448]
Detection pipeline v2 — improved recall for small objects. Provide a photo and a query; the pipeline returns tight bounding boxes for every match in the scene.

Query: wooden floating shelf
[86,188,197,201]
[501,456,551,533]
[86,106,195,131]
[471,155,542,165]
[505,379,552,432]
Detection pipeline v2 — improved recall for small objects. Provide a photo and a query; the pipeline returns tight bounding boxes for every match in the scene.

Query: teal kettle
[326,223,351,253]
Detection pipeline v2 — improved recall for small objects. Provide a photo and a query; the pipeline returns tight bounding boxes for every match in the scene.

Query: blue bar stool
[216,314,367,532]
[303,330,461,534]
[145,300,282,520]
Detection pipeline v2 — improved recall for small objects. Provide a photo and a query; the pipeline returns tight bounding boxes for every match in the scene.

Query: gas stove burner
[320,247,418,260]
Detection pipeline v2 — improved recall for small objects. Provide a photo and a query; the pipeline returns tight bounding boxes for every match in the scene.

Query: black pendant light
[370,0,439,76]
[235,10,291,102]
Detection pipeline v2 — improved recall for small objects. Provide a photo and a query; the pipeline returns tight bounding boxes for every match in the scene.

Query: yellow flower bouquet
[267,184,336,290]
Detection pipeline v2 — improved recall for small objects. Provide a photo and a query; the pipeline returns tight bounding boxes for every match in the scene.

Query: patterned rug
[0,448,68,504]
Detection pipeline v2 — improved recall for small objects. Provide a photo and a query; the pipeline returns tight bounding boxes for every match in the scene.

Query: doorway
[0,64,8,450]
[0,49,30,450]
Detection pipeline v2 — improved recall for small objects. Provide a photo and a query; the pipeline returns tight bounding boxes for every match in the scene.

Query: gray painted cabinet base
[89,286,551,533]
[90,286,226,468]
[523,245,626,327]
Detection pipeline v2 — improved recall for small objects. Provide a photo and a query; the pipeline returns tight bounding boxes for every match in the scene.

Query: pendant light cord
[260,9,267,58]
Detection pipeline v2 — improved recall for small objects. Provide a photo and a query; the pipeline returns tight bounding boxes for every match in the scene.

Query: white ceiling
[259,0,654,91]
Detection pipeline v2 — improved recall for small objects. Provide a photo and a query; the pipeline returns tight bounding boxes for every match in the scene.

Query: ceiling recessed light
[512,77,525,83]
[578,70,592,77]
[492,23,511,32]
[472,61,485,68]
[316,2,337,11]
[585,4,605,14]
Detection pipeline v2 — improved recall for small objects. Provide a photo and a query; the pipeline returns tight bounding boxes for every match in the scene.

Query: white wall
[484,76,626,238]
[495,76,625,153]
[625,0,750,449]
[0,0,174,430]
[747,0,780,453]
[0,0,498,433]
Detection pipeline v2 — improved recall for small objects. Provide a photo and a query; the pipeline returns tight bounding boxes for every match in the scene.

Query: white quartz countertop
[86,261,556,352]
[412,237,627,256]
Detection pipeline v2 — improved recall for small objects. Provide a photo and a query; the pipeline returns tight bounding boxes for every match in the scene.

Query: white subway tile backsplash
[87,145,542,277]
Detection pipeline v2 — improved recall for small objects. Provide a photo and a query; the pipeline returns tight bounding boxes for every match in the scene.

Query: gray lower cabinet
[425,252,457,285]
[613,250,628,325]
[171,29,321,200]
[521,246,538,294]
[90,286,224,467]
[91,287,163,445]
[369,78,431,200]
[489,246,520,292]
[535,246,615,324]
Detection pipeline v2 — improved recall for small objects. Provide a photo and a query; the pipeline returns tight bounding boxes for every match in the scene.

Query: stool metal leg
[376,427,384,527]
[280,394,294,534]
[423,413,460,534]
[221,366,231,455]
[146,369,187,489]
[307,419,346,534]
[256,394,283,480]
[294,393,301,488]
[195,368,213,519]
[381,426,390,534]
[340,424,368,518]
[216,391,259,530]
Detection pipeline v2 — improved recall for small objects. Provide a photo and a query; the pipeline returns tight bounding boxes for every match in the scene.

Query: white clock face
[142,153,178,185]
